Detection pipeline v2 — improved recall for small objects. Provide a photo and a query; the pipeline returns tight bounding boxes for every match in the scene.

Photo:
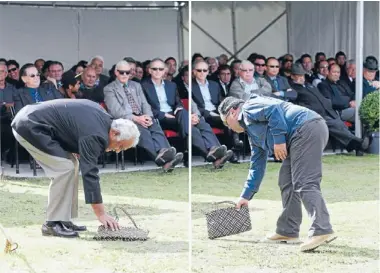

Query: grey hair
[239,60,254,70]
[111,119,140,147]
[150,58,165,67]
[116,60,130,70]
[347,59,356,66]
[218,97,245,123]
[89,55,104,65]
[193,59,208,68]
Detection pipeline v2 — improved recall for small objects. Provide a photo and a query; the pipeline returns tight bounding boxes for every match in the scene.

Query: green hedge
[359,90,379,132]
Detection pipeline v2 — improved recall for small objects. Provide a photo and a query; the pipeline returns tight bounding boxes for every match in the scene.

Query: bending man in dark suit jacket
[12,99,139,238]
[14,63,63,113]
[289,63,368,156]
[104,60,183,172]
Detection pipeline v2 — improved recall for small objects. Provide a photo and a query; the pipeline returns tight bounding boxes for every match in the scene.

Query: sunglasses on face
[196,69,208,73]
[151,67,165,71]
[28,73,40,78]
[117,70,131,75]
[8,67,17,73]
[240,69,254,72]
[285,59,293,63]
[254,63,266,67]
[268,65,279,68]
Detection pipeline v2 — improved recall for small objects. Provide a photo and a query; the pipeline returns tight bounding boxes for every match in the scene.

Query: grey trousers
[275,118,334,238]
[13,130,79,222]
[341,107,355,123]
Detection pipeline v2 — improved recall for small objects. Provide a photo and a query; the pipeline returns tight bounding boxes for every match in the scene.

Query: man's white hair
[111,119,140,147]
[239,60,254,70]
[116,60,130,70]
[89,55,104,65]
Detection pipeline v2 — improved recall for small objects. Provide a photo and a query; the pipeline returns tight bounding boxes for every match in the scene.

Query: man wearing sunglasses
[218,96,337,252]
[264,57,297,102]
[104,60,183,172]
[14,64,62,113]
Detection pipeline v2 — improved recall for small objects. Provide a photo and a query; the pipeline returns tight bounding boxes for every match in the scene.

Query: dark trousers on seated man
[135,117,173,164]
[204,111,243,152]
[159,109,222,160]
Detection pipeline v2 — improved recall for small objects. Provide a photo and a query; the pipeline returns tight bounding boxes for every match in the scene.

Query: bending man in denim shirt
[218,95,337,252]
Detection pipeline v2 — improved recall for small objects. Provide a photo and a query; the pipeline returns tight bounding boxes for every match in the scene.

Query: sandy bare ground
[192,194,380,273]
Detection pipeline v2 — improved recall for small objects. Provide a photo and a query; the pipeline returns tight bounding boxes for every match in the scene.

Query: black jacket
[11,99,113,204]
[290,81,339,119]
[317,79,354,111]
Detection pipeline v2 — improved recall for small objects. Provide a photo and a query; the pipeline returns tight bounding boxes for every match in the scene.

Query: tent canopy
[0,1,187,69]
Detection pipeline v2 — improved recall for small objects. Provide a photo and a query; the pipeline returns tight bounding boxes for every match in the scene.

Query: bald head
[82,67,96,87]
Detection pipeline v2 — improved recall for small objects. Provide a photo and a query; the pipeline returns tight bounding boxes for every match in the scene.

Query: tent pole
[355,0,364,138]
[231,2,238,57]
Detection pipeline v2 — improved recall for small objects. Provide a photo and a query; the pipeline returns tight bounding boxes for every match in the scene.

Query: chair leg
[102,153,106,168]
[15,141,19,174]
[121,151,125,170]
[134,148,137,166]
[115,152,119,170]
[32,159,37,176]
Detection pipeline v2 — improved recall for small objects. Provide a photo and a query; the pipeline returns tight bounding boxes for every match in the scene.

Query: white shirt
[154,80,172,113]
[312,74,326,87]
[197,79,216,112]
[219,80,228,96]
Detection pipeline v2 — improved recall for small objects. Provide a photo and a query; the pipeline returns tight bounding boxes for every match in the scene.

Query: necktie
[124,86,140,115]
[273,78,279,91]
[32,89,43,103]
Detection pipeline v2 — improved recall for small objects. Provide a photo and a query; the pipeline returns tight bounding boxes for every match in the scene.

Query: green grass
[2,167,189,202]
[192,154,379,203]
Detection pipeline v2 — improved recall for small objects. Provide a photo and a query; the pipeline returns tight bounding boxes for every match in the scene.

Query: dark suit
[265,75,297,102]
[317,79,354,111]
[142,79,187,138]
[291,81,362,150]
[192,79,221,123]
[14,86,62,113]
[218,80,231,100]
[77,84,104,103]
[1,83,15,158]
[192,79,239,151]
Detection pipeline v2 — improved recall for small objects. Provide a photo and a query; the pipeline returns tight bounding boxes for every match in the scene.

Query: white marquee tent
[0,1,188,70]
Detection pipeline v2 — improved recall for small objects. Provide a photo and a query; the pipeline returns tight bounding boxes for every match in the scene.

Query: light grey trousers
[341,107,355,123]
[13,130,79,221]
[275,118,334,238]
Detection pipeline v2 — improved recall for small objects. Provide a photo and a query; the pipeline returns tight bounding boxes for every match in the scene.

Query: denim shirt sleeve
[244,101,288,144]
[241,145,268,200]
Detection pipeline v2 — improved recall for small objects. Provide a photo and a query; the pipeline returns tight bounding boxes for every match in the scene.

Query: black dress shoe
[229,153,240,164]
[61,221,87,232]
[42,222,79,238]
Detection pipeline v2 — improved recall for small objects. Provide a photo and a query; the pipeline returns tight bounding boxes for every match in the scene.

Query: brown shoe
[155,147,176,166]
[300,233,338,252]
[206,145,227,162]
[263,233,301,244]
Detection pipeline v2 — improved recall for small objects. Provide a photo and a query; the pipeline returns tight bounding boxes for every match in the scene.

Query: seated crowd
[0,56,232,172]
[190,51,379,157]
[0,50,378,172]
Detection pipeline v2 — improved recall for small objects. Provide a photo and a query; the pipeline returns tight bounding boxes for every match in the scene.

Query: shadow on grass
[309,244,379,259]
[7,252,38,273]
[76,231,188,253]
[0,191,176,228]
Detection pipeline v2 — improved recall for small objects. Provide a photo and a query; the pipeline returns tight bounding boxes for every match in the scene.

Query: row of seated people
[0,57,233,172]
[190,56,376,157]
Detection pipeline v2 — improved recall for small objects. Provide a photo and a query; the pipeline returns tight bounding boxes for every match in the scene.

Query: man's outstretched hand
[92,203,120,231]
[235,198,249,210]
[97,214,120,231]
